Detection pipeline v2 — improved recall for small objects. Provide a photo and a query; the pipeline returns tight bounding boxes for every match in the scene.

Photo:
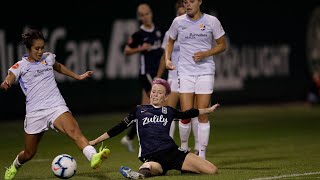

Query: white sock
[191,117,199,151]
[169,121,176,138]
[179,121,191,150]
[13,155,22,169]
[82,145,97,161]
[198,122,210,159]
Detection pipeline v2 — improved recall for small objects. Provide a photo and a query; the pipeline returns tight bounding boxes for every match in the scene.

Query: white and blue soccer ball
[51,154,77,179]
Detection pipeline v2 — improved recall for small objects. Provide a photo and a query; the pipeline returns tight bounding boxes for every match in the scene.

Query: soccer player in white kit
[165,0,227,159]
[159,1,200,155]
[1,28,110,180]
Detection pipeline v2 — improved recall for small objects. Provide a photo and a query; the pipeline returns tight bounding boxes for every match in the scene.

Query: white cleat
[121,136,135,152]
[120,166,144,179]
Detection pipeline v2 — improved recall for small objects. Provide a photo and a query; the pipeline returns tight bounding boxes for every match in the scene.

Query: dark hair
[176,0,184,9]
[21,28,45,50]
[152,78,171,95]
[136,3,152,16]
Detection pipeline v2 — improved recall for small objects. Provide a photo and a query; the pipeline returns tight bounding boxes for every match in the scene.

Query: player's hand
[78,71,93,80]
[208,103,220,112]
[0,80,11,91]
[141,43,152,51]
[89,139,98,146]
[166,60,176,70]
[192,51,207,61]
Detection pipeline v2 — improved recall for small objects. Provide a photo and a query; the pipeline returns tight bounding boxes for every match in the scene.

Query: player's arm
[165,37,176,70]
[198,104,220,115]
[174,104,220,119]
[124,44,141,55]
[124,33,151,55]
[53,61,93,80]
[193,35,227,61]
[207,35,227,56]
[0,71,16,91]
[124,43,151,55]
[89,107,137,146]
[88,120,129,146]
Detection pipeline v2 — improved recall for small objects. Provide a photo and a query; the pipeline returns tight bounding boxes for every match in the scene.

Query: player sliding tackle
[90,78,219,179]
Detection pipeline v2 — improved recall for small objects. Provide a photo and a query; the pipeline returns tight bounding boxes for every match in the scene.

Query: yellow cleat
[91,143,110,169]
[4,164,17,180]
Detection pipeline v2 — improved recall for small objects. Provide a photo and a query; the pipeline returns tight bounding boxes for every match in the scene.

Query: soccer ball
[51,154,77,179]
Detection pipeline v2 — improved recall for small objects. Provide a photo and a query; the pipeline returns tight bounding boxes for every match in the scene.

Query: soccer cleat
[90,143,110,169]
[4,164,17,180]
[120,166,144,179]
[121,136,135,152]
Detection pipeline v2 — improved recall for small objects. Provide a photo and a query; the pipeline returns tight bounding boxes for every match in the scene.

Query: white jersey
[161,31,180,80]
[9,52,66,113]
[168,13,225,76]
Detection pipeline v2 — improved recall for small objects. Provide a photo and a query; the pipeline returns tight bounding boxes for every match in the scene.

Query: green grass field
[1,104,320,180]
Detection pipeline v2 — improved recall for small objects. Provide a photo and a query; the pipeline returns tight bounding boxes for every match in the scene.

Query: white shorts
[168,78,179,92]
[24,105,70,134]
[178,74,214,94]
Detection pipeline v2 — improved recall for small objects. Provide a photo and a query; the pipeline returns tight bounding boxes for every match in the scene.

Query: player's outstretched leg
[90,144,110,169]
[120,166,145,179]
[4,164,17,180]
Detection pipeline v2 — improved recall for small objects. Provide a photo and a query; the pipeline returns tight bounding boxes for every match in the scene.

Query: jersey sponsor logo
[34,67,53,77]
[11,63,19,69]
[149,40,162,50]
[142,115,168,126]
[185,33,208,39]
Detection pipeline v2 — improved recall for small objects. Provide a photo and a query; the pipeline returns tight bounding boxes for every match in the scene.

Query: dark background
[0,0,319,120]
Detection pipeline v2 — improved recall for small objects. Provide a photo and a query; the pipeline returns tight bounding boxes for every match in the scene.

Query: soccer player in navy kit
[121,3,164,152]
[89,78,219,179]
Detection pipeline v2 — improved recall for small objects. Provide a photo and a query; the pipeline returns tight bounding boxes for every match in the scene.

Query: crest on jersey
[200,24,206,31]
[41,60,47,65]
[162,107,167,114]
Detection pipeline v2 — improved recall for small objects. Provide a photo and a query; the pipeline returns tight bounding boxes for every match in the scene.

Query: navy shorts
[139,146,189,174]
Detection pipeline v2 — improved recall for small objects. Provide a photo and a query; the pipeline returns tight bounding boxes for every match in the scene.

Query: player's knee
[198,115,208,122]
[140,162,151,169]
[67,128,84,141]
[181,119,191,124]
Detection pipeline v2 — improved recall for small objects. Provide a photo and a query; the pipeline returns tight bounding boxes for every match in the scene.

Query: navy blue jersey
[120,105,199,157]
[128,26,164,77]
